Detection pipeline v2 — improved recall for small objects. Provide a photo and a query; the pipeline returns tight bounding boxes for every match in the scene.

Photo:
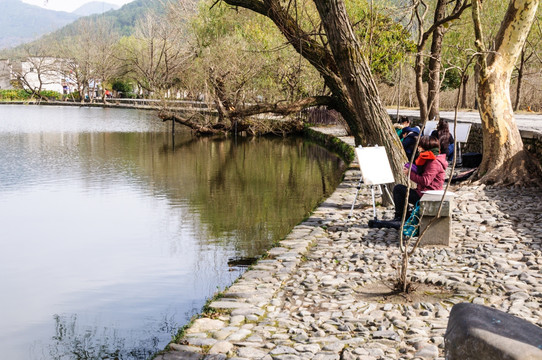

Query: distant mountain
[0,0,80,49]
[0,0,180,56]
[72,2,120,17]
[53,0,169,38]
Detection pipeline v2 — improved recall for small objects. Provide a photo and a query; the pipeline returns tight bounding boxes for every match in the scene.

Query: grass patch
[303,127,355,163]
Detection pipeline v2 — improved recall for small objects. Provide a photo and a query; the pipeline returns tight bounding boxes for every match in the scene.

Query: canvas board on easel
[355,146,395,185]
[423,121,472,143]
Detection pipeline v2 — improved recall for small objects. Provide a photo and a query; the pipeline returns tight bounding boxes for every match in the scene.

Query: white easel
[348,146,395,220]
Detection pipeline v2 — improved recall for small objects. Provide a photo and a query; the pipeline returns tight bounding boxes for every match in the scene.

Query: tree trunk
[476,71,538,184]
[473,63,480,109]
[313,0,407,179]
[414,53,428,123]
[513,47,525,111]
[413,0,470,122]
[473,0,542,185]
[427,0,446,121]
[460,74,469,108]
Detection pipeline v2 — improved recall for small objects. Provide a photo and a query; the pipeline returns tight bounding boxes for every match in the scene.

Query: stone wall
[519,130,542,165]
[455,123,542,166]
[390,114,542,166]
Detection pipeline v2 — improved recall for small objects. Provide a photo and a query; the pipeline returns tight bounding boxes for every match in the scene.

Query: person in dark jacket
[394,118,411,139]
[402,126,420,160]
[430,118,454,160]
[393,135,448,221]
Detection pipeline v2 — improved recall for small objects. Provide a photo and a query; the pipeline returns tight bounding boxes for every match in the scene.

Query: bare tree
[12,45,62,102]
[90,18,122,102]
[53,18,123,103]
[117,7,195,98]
[56,20,96,102]
[411,0,470,122]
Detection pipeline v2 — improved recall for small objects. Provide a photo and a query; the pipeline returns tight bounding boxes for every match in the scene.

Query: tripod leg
[382,184,395,207]
[371,186,377,220]
[348,176,363,218]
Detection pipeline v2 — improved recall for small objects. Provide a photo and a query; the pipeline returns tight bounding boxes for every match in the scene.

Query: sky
[21,0,135,13]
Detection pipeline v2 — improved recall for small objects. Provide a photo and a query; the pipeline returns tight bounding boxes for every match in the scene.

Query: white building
[18,57,66,94]
[0,59,13,89]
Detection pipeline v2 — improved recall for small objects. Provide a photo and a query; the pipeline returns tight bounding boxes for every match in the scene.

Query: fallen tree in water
[159,110,305,136]
[158,96,334,136]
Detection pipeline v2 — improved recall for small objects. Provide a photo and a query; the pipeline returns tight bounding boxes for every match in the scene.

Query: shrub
[0,89,62,101]
[39,90,62,100]
[0,89,31,100]
[111,79,133,94]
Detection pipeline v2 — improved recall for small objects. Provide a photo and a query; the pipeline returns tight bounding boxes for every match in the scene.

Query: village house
[0,57,81,95]
[0,59,13,89]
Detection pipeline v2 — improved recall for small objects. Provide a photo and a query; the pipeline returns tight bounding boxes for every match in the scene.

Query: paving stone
[209,341,234,354]
[187,318,226,334]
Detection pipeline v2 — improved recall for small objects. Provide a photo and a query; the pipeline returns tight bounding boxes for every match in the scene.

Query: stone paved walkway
[156,128,542,360]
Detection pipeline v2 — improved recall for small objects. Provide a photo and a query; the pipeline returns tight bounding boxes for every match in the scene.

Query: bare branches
[420,1,471,48]
[221,0,339,81]
[230,96,333,117]
[158,105,307,136]
[117,7,196,97]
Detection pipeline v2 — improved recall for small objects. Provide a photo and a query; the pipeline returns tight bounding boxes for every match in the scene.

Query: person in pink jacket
[392,136,448,221]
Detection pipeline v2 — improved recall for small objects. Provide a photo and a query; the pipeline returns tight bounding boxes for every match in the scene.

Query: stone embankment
[156,127,542,360]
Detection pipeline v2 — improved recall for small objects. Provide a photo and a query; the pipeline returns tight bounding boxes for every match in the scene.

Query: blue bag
[402,201,421,237]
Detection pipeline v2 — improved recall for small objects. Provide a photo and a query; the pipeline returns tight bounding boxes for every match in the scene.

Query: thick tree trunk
[313,0,407,179]
[159,111,305,136]
[476,71,538,184]
[473,0,542,185]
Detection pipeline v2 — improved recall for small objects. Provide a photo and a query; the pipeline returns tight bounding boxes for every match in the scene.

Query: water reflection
[34,313,168,359]
[0,105,345,359]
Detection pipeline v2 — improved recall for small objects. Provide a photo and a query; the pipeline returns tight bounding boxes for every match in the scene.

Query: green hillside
[57,0,169,37]
[0,0,170,57]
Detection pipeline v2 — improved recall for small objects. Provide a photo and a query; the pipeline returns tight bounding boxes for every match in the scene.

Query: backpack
[402,201,421,237]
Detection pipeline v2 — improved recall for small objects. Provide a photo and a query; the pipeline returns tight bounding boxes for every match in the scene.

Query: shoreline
[155,127,542,360]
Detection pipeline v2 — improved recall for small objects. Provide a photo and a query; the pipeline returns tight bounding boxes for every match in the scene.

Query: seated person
[394,118,411,139]
[393,135,447,221]
[402,126,420,160]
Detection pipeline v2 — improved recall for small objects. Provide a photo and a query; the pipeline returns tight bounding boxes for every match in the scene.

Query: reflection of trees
[158,135,198,154]
[74,131,345,258]
[185,136,345,257]
[42,313,173,360]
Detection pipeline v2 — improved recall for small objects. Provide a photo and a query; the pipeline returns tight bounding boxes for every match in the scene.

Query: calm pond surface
[0,105,345,359]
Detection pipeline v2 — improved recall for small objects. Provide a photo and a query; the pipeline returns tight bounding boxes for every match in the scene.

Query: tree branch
[420,0,471,48]
[471,0,488,78]
[230,96,334,117]
[220,0,340,83]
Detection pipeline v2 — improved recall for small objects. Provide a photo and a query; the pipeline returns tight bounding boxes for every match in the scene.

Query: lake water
[0,105,345,359]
